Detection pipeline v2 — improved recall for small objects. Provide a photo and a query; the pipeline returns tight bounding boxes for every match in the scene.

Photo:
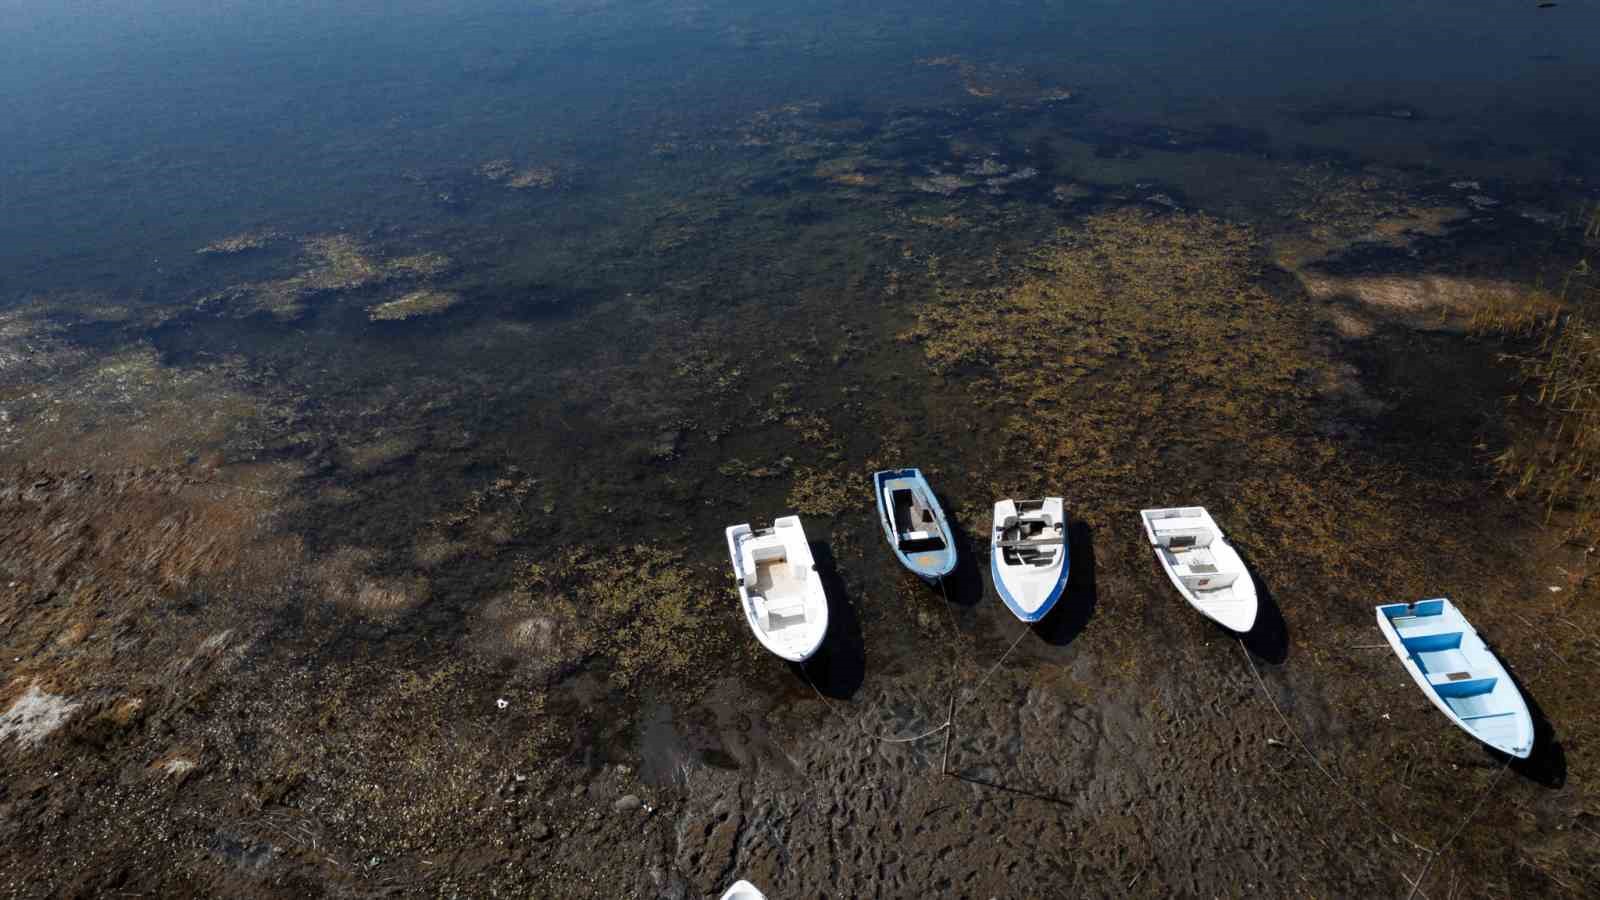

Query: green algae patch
[905,207,1319,488]
[900,205,1497,629]
[524,545,731,691]
[786,465,858,516]
[196,230,280,256]
[368,289,463,322]
[200,234,455,321]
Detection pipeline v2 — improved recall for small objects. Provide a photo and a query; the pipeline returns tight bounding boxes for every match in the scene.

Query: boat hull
[1376,598,1533,758]
[991,552,1067,622]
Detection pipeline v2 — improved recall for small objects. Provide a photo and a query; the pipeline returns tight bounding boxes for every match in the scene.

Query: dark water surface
[3,0,1597,286]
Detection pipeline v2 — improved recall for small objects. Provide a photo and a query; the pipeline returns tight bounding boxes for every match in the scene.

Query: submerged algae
[368,289,463,322]
[200,234,455,321]
[521,545,734,691]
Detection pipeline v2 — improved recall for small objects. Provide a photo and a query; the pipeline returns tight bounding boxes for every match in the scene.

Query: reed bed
[1491,207,1600,537]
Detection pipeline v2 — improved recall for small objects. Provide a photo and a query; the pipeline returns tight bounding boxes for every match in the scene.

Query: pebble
[613,794,642,813]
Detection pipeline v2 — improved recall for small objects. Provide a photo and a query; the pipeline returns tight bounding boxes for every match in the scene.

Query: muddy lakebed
[4,2,1600,897]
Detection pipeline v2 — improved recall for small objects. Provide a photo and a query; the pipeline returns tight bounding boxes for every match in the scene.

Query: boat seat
[1157,527,1212,549]
[750,545,786,563]
[903,529,933,542]
[1181,570,1238,592]
[754,595,807,632]
[1395,621,1463,647]
[1426,669,1493,687]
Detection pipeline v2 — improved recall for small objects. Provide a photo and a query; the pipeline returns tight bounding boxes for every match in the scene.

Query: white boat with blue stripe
[991,497,1069,622]
[873,467,957,582]
[1376,598,1533,759]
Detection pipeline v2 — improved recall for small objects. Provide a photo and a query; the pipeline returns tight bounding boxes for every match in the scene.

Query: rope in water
[1241,636,1520,897]
[797,573,963,745]
[800,571,1026,746]
[1403,756,1513,900]
[960,621,1031,706]
[1237,639,1436,855]
[799,654,950,744]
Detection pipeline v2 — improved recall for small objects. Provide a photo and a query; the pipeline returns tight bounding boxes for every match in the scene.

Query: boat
[1375,598,1534,758]
[990,498,1069,622]
[1139,507,1258,633]
[725,516,829,662]
[719,881,766,900]
[872,468,958,581]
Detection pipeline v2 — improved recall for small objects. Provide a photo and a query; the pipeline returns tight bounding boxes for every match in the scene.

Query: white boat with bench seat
[1139,506,1258,633]
[725,516,829,662]
[1376,598,1533,758]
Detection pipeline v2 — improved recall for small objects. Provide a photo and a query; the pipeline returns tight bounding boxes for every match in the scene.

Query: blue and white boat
[872,468,958,582]
[1376,598,1534,759]
[991,497,1069,622]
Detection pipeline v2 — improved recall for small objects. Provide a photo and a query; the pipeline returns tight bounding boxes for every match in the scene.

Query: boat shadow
[1232,544,1290,664]
[1496,661,1566,788]
[1033,520,1097,646]
[940,512,987,608]
[794,540,865,701]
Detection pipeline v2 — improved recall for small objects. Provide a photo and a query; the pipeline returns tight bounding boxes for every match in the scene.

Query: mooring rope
[798,658,950,744]
[1237,639,1436,855]
[960,621,1031,707]
[797,571,1028,747]
[1403,756,1513,900]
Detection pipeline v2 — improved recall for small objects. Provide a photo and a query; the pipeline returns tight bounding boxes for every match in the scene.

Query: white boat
[719,880,767,900]
[725,516,829,662]
[991,498,1069,622]
[1139,506,1258,633]
[1376,598,1534,758]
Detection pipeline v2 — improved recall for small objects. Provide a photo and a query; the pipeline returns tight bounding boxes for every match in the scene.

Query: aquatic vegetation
[521,545,732,691]
[785,465,857,516]
[717,457,793,479]
[480,159,561,190]
[1479,216,1600,534]
[917,56,1074,104]
[367,288,463,321]
[196,230,279,256]
[200,234,455,321]
[813,155,882,188]
[0,461,300,758]
[901,205,1489,611]
[1302,273,1560,330]
[671,349,745,397]
[0,343,273,470]
[1271,165,1464,272]
[313,545,430,616]
[911,172,976,196]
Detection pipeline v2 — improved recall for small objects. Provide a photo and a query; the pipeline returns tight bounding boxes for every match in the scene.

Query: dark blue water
[2,0,1596,294]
